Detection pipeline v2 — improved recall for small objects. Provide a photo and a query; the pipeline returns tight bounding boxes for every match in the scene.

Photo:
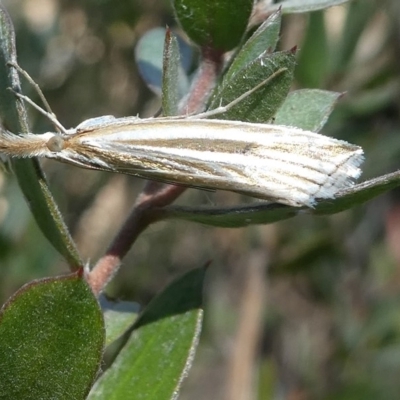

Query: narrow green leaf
[314,171,400,215]
[89,267,205,400]
[0,5,82,268]
[209,50,296,123]
[0,7,19,124]
[135,27,189,99]
[162,29,181,116]
[274,89,342,131]
[223,9,282,83]
[0,271,105,399]
[269,0,352,14]
[162,202,299,228]
[158,171,400,227]
[99,295,140,347]
[173,0,253,51]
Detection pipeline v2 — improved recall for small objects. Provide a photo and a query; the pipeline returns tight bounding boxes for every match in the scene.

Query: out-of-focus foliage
[1,0,400,399]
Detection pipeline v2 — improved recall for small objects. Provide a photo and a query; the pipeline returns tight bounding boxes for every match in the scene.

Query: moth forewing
[4,116,362,207]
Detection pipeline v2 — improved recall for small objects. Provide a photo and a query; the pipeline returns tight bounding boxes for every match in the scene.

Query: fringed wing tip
[312,147,364,205]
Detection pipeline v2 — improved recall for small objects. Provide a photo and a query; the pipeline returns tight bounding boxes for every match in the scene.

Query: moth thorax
[46,135,65,152]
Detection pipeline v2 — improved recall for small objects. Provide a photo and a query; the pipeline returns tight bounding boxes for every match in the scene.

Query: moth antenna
[7,62,68,134]
[192,67,288,120]
[8,88,68,134]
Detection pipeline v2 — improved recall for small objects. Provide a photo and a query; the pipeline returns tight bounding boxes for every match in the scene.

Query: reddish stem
[184,46,224,114]
[88,184,186,295]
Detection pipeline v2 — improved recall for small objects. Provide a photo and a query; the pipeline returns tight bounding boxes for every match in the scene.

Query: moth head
[46,134,65,152]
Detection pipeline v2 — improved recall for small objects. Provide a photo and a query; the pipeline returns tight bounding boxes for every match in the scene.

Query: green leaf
[157,171,400,227]
[135,27,168,96]
[162,29,181,116]
[208,50,296,123]
[135,27,189,98]
[173,0,253,51]
[161,202,298,228]
[99,295,139,347]
[223,9,282,83]
[88,267,205,400]
[0,5,82,268]
[313,172,400,215]
[0,8,19,123]
[0,271,105,399]
[274,89,342,131]
[269,0,352,14]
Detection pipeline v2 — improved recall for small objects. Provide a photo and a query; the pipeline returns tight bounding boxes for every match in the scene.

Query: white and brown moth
[0,113,363,207]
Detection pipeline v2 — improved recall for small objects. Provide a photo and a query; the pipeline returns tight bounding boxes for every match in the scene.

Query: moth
[0,112,363,207]
[0,62,364,207]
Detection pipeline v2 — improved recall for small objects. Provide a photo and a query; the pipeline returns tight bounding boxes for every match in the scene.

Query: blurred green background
[1,0,400,399]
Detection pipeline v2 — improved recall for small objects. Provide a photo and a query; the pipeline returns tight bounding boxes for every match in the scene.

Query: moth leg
[191,67,287,120]
[7,61,68,134]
